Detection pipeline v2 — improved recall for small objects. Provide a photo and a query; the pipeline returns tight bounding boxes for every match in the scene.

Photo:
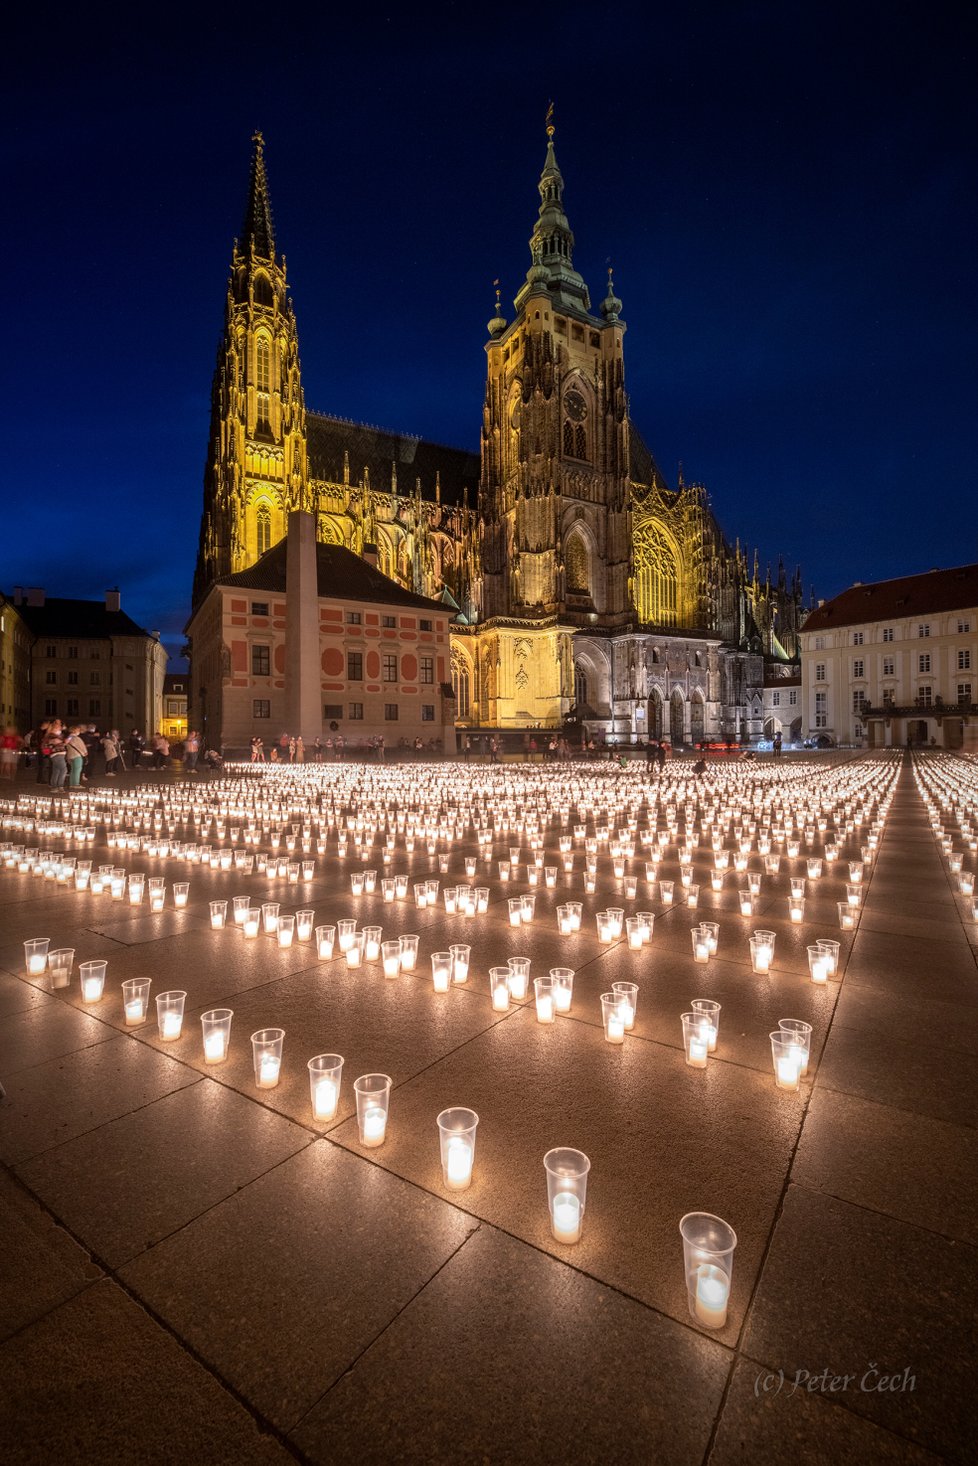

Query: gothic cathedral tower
[474,117,632,724]
[193,134,308,605]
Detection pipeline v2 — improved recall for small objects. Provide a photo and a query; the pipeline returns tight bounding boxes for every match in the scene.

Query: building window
[565,533,590,596]
[958,619,971,634]
[852,689,867,713]
[420,618,433,631]
[958,683,972,704]
[882,657,895,676]
[256,506,271,556]
[346,611,362,625]
[452,659,470,719]
[349,703,364,720]
[918,653,931,673]
[918,624,930,638]
[252,645,270,677]
[420,656,434,684]
[67,645,79,659]
[90,671,100,685]
[815,691,827,728]
[66,699,79,716]
[384,704,398,720]
[814,635,825,651]
[852,631,863,645]
[347,652,363,680]
[852,660,864,678]
[381,615,396,628]
[46,644,57,658]
[635,523,679,626]
[814,664,826,682]
[382,654,398,682]
[67,670,78,685]
[771,691,780,707]
[918,686,932,707]
[421,704,435,722]
[44,698,57,715]
[253,700,270,719]
[882,627,894,642]
[251,602,269,617]
[45,670,56,685]
[788,690,797,706]
[958,649,971,670]
[323,704,343,719]
[89,699,101,715]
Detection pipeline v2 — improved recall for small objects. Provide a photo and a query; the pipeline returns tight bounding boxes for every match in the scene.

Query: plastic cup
[490,967,511,1010]
[816,938,840,976]
[201,1008,233,1063]
[47,947,75,990]
[749,930,776,975]
[209,900,228,930]
[534,976,557,1023]
[345,930,365,968]
[507,957,530,1001]
[156,990,187,1041]
[778,1018,813,1076]
[252,1027,285,1088]
[437,1107,479,1191]
[837,901,857,931]
[79,959,107,1002]
[550,967,574,1013]
[544,1147,590,1245]
[173,882,189,909]
[681,1010,710,1068]
[679,1212,736,1329]
[308,1053,344,1120]
[450,944,470,984]
[233,895,251,925]
[261,901,280,935]
[770,1029,802,1091]
[807,944,830,983]
[788,896,806,924]
[601,992,626,1043]
[690,999,720,1052]
[382,940,401,977]
[691,925,711,963]
[316,924,336,959]
[398,934,419,972]
[431,951,452,992]
[122,977,151,1025]
[362,926,382,961]
[611,981,638,1030]
[296,909,315,942]
[354,1073,391,1147]
[128,874,145,905]
[24,937,50,978]
[277,914,296,949]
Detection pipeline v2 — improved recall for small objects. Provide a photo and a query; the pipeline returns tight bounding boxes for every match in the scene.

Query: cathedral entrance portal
[648,690,663,741]
[690,697,705,744]
[670,691,685,747]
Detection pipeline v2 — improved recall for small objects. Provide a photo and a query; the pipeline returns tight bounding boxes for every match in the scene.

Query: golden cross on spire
[545,101,555,139]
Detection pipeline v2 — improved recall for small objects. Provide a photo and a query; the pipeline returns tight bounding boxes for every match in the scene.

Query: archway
[648,689,663,741]
[690,695,705,744]
[670,690,685,746]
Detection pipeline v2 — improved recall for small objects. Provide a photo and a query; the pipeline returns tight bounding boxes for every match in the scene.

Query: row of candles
[23,928,824,1092]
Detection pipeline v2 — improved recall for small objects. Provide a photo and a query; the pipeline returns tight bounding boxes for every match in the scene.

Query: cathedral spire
[514,109,591,315]
[240,131,276,260]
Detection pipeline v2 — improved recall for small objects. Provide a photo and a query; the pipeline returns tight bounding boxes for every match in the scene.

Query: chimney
[105,588,121,613]
[26,587,45,607]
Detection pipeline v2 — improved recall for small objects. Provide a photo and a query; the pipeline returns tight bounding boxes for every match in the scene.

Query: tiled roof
[215,540,448,612]
[15,599,155,640]
[803,564,978,632]
[307,413,480,507]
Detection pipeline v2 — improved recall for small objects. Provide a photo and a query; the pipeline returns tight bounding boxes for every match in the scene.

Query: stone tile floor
[0,756,975,1463]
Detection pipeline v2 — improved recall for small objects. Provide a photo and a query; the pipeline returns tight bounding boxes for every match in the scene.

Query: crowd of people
[6,722,221,792]
[249,732,443,764]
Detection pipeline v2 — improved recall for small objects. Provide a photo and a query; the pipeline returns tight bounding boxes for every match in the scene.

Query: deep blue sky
[6,1,976,664]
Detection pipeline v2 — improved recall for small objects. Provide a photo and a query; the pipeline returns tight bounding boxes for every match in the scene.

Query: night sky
[7,1,976,666]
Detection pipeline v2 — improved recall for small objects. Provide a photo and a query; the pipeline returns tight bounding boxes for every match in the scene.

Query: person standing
[184,730,199,774]
[295,735,305,764]
[81,724,100,781]
[33,722,51,784]
[0,726,19,781]
[312,736,323,763]
[65,726,87,789]
[102,729,119,775]
[48,722,68,793]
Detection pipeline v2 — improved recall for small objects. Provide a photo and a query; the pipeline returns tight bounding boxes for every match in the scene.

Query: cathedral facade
[191,129,803,745]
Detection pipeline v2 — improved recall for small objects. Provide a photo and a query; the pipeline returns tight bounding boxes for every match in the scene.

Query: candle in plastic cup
[490,968,511,1010]
[807,945,830,983]
[551,967,574,1013]
[354,1074,391,1147]
[601,992,625,1043]
[277,914,295,949]
[308,1054,344,1120]
[450,944,470,984]
[47,948,75,990]
[816,939,840,976]
[381,940,401,977]
[690,999,721,1052]
[233,895,251,925]
[201,1008,233,1063]
[431,952,452,992]
[173,882,189,909]
[363,926,382,961]
[122,978,151,1026]
[534,976,557,1023]
[398,934,419,972]
[770,1030,802,1091]
[507,958,530,1001]
[345,931,365,968]
[79,960,107,1002]
[778,1018,813,1076]
[695,1264,730,1328]
[682,1011,709,1068]
[252,1028,285,1089]
[679,1211,737,1330]
[156,990,187,1041]
[296,909,315,942]
[437,1107,479,1192]
[544,1147,590,1245]
[612,982,638,1031]
[209,900,227,930]
[691,926,710,963]
[24,938,50,978]
[315,925,335,959]
[750,931,775,975]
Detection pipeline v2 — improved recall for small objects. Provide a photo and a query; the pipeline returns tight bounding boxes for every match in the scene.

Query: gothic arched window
[634,522,680,627]
[575,424,587,459]
[256,504,272,557]
[254,274,274,308]
[565,533,590,595]
[256,337,271,429]
[563,420,574,456]
[451,655,470,719]
[574,665,589,708]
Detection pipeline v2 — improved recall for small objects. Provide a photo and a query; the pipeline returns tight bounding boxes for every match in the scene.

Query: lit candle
[536,991,555,1023]
[28,955,46,976]
[492,982,510,1011]
[811,956,829,983]
[694,939,709,963]
[445,1136,473,1190]
[82,976,102,1001]
[775,1053,801,1090]
[313,1077,338,1119]
[258,1053,281,1088]
[687,1036,708,1068]
[161,1011,182,1040]
[694,1266,729,1328]
[124,1000,144,1024]
[204,1031,226,1062]
[551,1191,581,1244]
[362,1106,387,1147]
[554,984,572,1014]
[606,1014,625,1044]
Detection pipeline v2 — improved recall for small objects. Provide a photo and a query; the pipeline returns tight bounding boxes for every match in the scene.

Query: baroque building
[191,127,803,746]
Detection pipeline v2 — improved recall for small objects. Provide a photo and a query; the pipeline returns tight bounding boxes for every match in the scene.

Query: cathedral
[191,126,803,746]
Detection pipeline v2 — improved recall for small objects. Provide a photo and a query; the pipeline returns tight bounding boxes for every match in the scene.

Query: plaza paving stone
[1,753,975,1463]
